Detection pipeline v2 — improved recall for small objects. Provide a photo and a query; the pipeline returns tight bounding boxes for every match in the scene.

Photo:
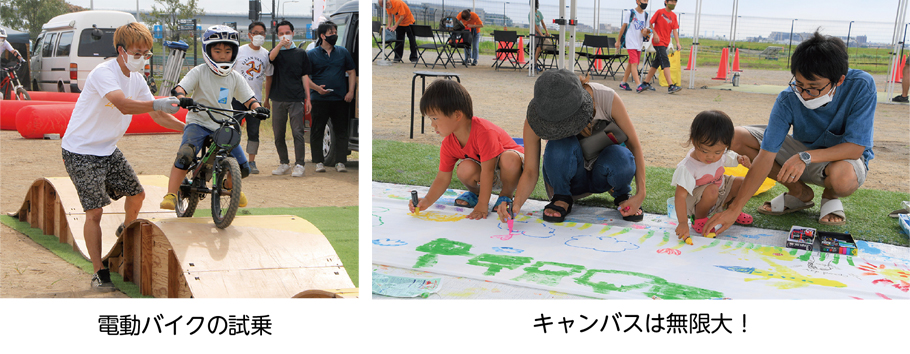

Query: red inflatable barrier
[15,103,187,139]
[1,100,73,130]
[25,91,81,102]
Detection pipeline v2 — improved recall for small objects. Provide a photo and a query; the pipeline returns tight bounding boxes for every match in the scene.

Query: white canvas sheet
[373,183,910,300]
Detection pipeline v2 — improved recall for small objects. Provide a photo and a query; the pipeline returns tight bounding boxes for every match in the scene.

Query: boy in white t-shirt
[60,23,185,292]
[616,0,650,91]
[231,21,274,174]
[671,110,754,243]
[161,25,269,210]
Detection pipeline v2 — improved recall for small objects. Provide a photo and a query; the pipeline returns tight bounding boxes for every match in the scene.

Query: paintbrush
[507,201,514,233]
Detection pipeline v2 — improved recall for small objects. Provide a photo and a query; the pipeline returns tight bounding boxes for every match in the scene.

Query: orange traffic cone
[732,48,742,72]
[712,47,729,80]
[684,46,695,70]
[595,47,604,71]
[497,41,504,61]
[517,36,526,64]
[891,55,906,83]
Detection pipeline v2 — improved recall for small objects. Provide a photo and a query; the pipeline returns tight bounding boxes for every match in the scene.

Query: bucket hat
[526,69,594,140]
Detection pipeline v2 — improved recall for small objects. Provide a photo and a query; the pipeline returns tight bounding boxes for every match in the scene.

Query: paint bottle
[666,197,677,221]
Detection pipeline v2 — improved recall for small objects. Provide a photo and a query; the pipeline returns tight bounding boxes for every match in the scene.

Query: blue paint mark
[564,235,639,253]
[856,241,882,256]
[740,233,773,240]
[493,247,524,254]
[496,220,556,239]
[373,238,407,246]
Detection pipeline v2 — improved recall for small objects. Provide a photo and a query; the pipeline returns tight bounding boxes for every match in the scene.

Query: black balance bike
[175,103,267,228]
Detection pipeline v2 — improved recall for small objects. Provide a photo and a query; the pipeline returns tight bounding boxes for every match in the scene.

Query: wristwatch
[798,152,812,166]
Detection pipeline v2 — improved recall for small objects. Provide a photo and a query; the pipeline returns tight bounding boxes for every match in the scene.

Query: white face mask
[795,86,836,110]
[121,50,144,73]
[251,35,265,47]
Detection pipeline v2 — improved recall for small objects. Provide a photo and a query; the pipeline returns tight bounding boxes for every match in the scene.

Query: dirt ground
[371,49,909,194]
[1,129,359,298]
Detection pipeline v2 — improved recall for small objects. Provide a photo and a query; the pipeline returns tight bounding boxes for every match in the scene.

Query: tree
[143,0,205,41]
[0,0,71,41]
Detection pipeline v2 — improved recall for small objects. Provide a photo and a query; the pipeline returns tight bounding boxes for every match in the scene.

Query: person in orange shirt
[458,9,484,66]
[379,0,417,63]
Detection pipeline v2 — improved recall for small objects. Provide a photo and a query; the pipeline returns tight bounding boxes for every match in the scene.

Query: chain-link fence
[374,1,907,74]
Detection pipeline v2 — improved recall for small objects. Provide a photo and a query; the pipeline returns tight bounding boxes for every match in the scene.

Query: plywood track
[11,176,356,298]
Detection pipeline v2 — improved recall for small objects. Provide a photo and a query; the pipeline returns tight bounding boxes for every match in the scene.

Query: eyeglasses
[788,76,832,98]
[123,49,152,60]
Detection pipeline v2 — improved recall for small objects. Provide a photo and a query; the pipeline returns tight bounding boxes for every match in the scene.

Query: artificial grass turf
[0,206,358,297]
[373,139,910,247]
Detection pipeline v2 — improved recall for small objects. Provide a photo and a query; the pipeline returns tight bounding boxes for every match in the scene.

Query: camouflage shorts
[62,148,144,211]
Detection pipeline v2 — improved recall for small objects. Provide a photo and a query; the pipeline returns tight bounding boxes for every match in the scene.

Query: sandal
[542,194,573,223]
[818,198,846,226]
[455,191,479,208]
[735,212,753,225]
[492,195,512,212]
[614,193,644,222]
[758,192,814,215]
[888,208,908,218]
[692,217,716,235]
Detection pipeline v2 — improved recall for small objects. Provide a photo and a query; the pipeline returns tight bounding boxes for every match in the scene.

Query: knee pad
[174,144,195,169]
[240,162,250,178]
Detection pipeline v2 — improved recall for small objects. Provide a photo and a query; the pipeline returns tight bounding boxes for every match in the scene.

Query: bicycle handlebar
[185,103,268,124]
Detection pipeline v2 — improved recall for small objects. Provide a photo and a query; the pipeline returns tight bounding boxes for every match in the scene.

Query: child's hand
[466,207,488,220]
[676,223,690,240]
[408,198,430,214]
[738,154,752,169]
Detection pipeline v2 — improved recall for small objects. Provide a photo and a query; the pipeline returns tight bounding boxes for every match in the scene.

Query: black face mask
[325,34,338,46]
[640,3,648,9]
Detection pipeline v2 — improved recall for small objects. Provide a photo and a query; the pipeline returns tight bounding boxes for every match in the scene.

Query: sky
[65,0,908,43]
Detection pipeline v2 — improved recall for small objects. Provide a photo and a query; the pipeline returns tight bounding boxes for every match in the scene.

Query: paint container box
[786,226,816,251]
[818,231,858,256]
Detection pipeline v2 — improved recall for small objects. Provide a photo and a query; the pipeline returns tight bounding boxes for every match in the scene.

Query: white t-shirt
[232,44,273,102]
[0,40,15,57]
[62,59,153,156]
[622,9,649,50]
[671,149,740,195]
[177,64,256,131]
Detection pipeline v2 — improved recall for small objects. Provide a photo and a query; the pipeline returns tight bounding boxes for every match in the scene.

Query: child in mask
[161,25,270,210]
[671,110,753,242]
[230,21,274,174]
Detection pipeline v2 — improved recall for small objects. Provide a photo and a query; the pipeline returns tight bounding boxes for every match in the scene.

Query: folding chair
[491,30,522,71]
[372,21,402,62]
[580,35,626,80]
[446,30,472,67]
[536,34,560,70]
[411,25,449,69]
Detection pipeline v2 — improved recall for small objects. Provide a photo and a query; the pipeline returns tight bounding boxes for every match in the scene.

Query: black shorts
[650,46,671,70]
[62,148,144,211]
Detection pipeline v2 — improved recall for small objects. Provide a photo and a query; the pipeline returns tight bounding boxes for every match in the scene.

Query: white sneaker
[315,162,326,172]
[335,162,347,172]
[272,163,291,175]
[291,164,305,177]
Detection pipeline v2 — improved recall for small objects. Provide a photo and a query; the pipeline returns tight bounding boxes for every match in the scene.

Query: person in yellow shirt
[458,9,484,66]
[379,0,417,63]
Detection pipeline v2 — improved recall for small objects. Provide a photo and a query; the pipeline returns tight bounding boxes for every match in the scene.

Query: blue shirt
[761,68,877,168]
[306,45,355,101]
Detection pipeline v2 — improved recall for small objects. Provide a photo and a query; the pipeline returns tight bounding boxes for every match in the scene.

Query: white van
[30,11,150,93]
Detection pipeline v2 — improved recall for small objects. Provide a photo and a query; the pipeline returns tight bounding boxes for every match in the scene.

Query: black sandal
[542,194,574,223]
[614,194,644,222]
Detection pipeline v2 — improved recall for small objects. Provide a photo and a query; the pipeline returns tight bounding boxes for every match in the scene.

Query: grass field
[373,139,910,246]
[372,22,905,75]
[0,205,359,297]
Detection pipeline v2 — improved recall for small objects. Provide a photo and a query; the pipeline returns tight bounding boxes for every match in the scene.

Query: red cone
[712,47,729,80]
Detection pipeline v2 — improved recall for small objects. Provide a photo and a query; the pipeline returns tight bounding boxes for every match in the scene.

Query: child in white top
[671,110,754,242]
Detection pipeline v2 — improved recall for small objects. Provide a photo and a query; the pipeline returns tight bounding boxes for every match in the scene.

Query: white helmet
[201,25,240,77]
[0,28,7,39]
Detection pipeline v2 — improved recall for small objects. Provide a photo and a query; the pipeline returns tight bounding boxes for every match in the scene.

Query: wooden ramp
[11,176,356,298]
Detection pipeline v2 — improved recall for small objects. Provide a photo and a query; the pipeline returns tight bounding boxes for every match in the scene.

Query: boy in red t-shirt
[409,80,525,220]
[638,0,682,94]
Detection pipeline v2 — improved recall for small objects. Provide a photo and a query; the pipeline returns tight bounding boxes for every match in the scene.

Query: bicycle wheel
[14,86,29,100]
[211,157,241,229]
[176,177,199,217]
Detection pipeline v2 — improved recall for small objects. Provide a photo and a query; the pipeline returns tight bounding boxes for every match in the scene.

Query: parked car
[30,10,152,93]
[303,0,359,165]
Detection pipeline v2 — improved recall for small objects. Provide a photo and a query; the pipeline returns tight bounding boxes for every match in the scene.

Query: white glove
[153,97,180,114]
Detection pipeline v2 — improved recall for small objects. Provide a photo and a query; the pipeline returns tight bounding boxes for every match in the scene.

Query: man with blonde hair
[61,22,184,292]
